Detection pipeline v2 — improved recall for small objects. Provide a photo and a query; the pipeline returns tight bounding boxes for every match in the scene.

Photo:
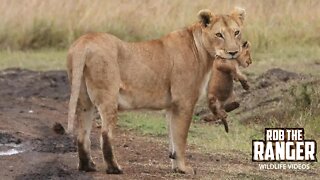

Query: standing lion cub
[207,41,252,132]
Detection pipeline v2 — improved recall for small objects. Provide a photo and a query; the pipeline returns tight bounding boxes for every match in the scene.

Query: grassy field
[118,108,320,159]
[0,49,66,70]
[1,0,320,72]
[1,47,320,75]
[118,112,262,153]
[0,0,319,51]
[0,0,319,168]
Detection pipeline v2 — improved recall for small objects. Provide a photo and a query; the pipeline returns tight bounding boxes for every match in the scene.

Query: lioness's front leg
[166,111,174,158]
[168,105,195,174]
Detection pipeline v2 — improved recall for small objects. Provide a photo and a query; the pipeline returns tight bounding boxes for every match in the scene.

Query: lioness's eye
[235,30,240,36]
[216,33,223,38]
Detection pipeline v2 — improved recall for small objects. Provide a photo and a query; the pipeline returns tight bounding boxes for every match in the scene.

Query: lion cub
[207,41,252,132]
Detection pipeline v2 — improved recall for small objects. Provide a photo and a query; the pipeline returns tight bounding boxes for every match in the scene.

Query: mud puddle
[0,132,25,156]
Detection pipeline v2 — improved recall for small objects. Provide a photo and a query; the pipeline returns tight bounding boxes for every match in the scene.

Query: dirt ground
[0,68,319,180]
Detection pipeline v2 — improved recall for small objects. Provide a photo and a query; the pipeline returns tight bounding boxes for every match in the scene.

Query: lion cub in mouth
[207,41,252,132]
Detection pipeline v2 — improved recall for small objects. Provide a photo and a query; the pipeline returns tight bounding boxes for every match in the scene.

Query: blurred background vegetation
[0,0,319,51]
[1,0,320,71]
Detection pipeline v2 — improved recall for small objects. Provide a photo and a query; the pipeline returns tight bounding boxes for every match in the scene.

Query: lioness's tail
[67,49,88,133]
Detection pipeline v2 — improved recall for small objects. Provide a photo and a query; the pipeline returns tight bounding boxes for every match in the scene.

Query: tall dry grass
[0,0,319,51]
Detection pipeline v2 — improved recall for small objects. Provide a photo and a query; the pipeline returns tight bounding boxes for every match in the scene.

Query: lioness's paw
[78,161,97,172]
[173,166,196,175]
[106,166,123,174]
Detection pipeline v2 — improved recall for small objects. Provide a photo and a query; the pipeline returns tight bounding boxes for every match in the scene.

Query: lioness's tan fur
[67,8,246,174]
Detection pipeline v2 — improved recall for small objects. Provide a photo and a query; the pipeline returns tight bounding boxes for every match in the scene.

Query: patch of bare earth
[0,68,318,179]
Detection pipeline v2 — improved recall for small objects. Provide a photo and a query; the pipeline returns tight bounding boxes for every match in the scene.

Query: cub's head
[198,7,246,59]
[237,41,252,68]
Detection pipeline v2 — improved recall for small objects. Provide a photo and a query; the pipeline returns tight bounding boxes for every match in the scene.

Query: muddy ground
[0,68,319,180]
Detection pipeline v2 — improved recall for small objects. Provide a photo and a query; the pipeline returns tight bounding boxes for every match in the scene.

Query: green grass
[118,111,264,153]
[119,112,167,137]
[249,44,320,76]
[1,42,320,75]
[1,1,319,51]
[0,49,66,71]
[118,111,320,163]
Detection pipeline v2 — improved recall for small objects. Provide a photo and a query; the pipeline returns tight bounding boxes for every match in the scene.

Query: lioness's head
[237,41,252,68]
[198,7,246,59]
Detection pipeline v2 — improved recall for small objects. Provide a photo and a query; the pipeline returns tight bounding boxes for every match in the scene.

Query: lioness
[207,41,252,133]
[67,8,246,174]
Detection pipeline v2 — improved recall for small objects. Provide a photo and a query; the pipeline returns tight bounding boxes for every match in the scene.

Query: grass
[1,0,320,73]
[0,0,319,52]
[0,49,66,70]
[119,112,167,137]
[119,111,264,153]
[251,45,320,77]
[118,110,319,164]
[1,45,320,76]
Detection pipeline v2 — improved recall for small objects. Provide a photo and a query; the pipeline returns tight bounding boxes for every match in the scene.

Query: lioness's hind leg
[84,52,122,174]
[96,95,122,174]
[77,82,96,172]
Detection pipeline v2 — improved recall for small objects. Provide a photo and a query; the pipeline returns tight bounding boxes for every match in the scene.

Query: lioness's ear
[231,7,246,23]
[198,9,214,27]
[242,41,251,49]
